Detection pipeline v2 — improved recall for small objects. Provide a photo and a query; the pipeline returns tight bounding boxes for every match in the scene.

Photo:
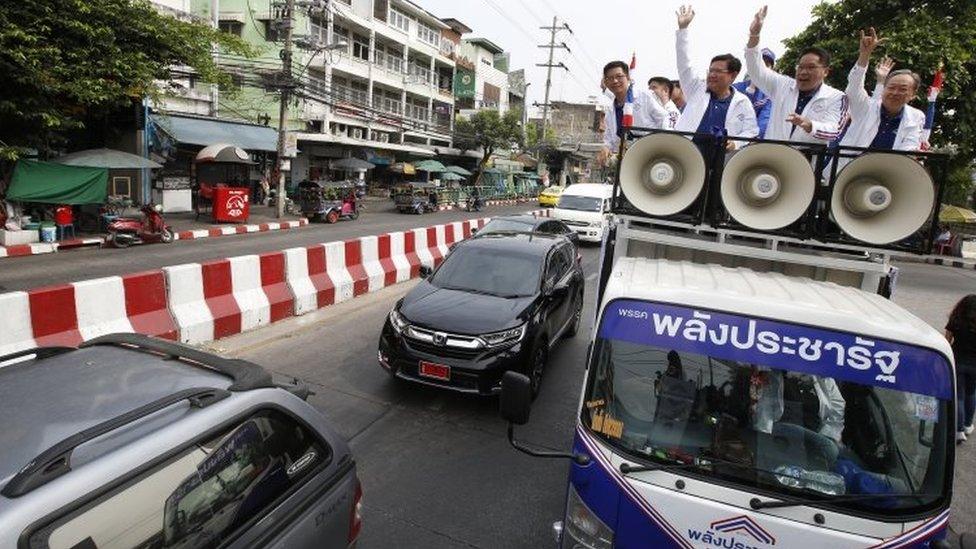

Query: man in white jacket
[745,6,848,145]
[599,61,669,165]
[840,27,925,154]
[648,76,682,130]
[675,6,759,148]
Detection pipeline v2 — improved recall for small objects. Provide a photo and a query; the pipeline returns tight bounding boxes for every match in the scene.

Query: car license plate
[419,361,450,381]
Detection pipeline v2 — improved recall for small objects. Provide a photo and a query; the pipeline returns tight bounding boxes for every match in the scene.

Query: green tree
[454,109,525,177]
[0,0,253,160]
[526,122,558,151]
[777,0,976,204]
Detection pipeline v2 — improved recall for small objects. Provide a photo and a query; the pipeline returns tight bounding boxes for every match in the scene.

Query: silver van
[0,333,362,549]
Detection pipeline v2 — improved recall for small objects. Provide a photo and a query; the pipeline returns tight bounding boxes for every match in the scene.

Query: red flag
[629,52,636,70]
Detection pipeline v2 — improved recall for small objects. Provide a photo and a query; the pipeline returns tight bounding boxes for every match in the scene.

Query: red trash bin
[211,186,250,223]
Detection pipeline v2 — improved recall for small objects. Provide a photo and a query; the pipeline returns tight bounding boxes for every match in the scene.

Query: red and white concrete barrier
[174,219,307,241]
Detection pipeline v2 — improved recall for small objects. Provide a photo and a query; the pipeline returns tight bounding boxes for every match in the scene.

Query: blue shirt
[733,80,771,138]
[790,86,820,137]
[869,105,903,150]
[614,103,624,137]
[695,90,734,135]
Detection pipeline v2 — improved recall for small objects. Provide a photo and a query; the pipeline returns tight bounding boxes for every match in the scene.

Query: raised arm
[675,5,706,98]
[743,6,791,97]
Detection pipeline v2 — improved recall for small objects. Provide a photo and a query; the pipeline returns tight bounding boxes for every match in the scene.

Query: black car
[475,214,579,245]
[378,232,585,397]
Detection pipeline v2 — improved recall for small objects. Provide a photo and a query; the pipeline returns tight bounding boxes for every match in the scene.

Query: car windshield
[558,195,602,212]
[480,218,536,234]
[430,245,541,297]
[583,299,952,514]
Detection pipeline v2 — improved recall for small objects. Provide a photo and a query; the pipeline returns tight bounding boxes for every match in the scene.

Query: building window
[218,20,243,37]
[374,0,388,22]
[352,34,369,61]
[417,23,440,48]
[263,20,281,42]
[389,8,410,32]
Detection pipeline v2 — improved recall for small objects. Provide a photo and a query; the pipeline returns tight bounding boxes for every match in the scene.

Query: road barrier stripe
[1,210,547,356]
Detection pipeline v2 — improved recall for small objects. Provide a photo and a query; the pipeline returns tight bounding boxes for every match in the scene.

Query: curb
[924,257,976,270]
[0,220,308,260]
[437,199,526,212]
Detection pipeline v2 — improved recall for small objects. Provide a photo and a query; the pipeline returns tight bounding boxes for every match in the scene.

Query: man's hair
[710,54,742,74]
[799,46,831,67]
[603,61,630,77]
[885,68,921,90]
[670,79,681,89]
[647,76,674,95]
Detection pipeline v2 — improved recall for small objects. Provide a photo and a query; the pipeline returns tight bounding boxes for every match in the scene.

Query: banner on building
[454,67,476,99]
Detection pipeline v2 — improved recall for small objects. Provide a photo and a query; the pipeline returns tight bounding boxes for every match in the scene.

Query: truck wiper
[749,492,941,510]
[619,461,706,474]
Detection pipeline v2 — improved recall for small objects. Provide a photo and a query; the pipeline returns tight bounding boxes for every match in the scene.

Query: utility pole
[273,0,296,219]
[536,17,571,140]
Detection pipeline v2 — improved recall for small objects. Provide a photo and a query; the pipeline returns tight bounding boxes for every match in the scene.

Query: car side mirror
[419,265,433,279]
[500,371,532,425]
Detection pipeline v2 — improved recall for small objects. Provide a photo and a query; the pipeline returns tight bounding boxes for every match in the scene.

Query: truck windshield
[583,299,952,514]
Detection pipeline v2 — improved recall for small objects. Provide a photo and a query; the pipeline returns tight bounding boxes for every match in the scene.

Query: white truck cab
[553,183,614,242]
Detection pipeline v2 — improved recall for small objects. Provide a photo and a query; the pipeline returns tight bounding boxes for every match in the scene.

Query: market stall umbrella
[414,159,447,172]
[940,204,976,224]
[331,157,376,171]
[440,172,465,181]
[54,148,162,169]
[389,162,416,175]
[445,165,473,176]
[194,143,254,164]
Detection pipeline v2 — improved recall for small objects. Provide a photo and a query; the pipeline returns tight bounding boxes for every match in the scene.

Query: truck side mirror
[419,265,433,279]
[500,371,532,425]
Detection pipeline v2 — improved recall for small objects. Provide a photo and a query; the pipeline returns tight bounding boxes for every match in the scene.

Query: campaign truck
[497,130,972,548]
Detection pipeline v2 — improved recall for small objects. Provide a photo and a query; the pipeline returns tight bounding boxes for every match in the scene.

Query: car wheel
[529,345,548,399]
[564,293,583,338]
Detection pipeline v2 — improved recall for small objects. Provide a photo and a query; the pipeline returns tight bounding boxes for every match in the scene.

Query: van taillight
[348,478,363,545]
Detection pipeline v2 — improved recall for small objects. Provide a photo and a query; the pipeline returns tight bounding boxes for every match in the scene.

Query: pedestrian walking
[947,295,976,443]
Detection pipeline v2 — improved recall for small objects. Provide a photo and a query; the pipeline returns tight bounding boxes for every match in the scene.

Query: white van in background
[553,183,614,242]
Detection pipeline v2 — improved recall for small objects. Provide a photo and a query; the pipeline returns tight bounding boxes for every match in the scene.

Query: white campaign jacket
[663,100,681,130]
[603,86,669,151]
[675,29,759,143]
[840,64,925,151]
[744,46,848,144]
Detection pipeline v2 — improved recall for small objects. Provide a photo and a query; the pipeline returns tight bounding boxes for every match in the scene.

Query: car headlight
[589,220,603,227]
[479,324,526,348]
[564,485,613,549]
[389,309,408,333]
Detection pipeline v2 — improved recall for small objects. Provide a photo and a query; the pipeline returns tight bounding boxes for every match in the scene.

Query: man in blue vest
[733,48,776,138]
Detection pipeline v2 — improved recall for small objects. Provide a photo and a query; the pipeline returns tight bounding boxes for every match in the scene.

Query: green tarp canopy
[7,160,108,204]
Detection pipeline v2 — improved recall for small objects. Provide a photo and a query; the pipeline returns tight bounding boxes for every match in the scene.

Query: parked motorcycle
[465,195,483,212]
[107,204,174,248]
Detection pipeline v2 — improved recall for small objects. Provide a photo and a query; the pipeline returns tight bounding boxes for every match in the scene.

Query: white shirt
[675,29,759,144]
[663,100,682,130]
[840,64,925,151]
[602,86,669,151]
[744,46,848,144]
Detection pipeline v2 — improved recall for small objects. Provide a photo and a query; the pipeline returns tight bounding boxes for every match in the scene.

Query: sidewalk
[0,204,307,259]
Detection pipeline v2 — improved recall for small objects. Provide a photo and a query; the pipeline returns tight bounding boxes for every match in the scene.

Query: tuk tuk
[298,180,360,223]
[393,182,439,214]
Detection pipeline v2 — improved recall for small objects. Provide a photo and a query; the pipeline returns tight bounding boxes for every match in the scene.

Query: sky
[414,0,826,112]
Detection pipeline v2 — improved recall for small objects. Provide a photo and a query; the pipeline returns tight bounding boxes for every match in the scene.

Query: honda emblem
[433,332,447,345]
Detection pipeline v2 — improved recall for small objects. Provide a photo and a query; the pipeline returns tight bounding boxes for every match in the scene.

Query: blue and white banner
[598,299,952,400]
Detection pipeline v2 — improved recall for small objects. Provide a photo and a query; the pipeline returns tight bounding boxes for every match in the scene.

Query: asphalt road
[201,244,976,547]
[0,202,538,292]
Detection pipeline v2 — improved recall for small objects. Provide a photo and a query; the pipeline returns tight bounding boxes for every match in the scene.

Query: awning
[152,114,278,152]
[7,160,108,205]
[55,148,162,169]
[296,132,435,157]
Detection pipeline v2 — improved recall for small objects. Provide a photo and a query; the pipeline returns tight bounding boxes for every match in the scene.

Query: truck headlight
[479,324,526,348]
[389,309,408,333]
[564,485,613,549]
[589,220,603,227]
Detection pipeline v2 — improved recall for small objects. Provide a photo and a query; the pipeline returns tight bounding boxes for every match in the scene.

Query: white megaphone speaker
[719,143,816,230]
[831,153,935,245]
[619,134,707,216]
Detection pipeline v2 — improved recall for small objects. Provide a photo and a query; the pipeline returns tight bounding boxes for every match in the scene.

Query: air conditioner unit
[351,128,364,139]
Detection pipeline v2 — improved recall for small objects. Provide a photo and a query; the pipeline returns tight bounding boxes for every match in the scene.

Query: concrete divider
[1,212,527,355]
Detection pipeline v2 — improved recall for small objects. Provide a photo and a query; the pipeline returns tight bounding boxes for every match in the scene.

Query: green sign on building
[454,67,476,99]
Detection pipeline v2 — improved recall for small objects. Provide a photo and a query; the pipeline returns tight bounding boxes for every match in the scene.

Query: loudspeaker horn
[719,143,816,230]
[619,134,707,216]
[831,153,935,245]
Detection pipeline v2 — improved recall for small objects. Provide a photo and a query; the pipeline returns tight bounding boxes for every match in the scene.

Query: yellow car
[538,185,564,207]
